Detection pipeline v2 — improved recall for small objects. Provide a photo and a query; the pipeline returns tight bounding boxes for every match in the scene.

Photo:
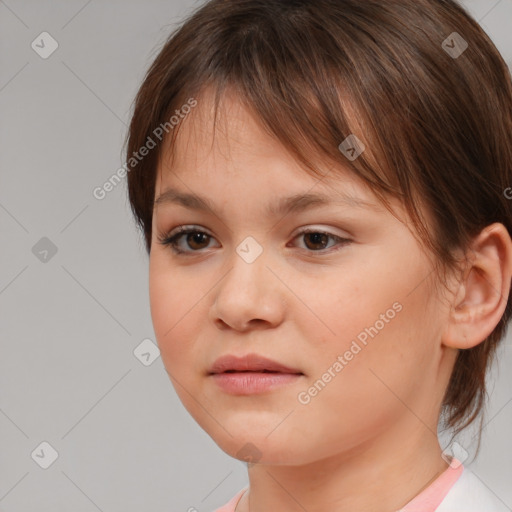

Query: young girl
[124,0,512,510]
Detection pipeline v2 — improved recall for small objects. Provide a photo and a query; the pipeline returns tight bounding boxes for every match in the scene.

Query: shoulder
[436,466,511,512]
[211,487,248,512]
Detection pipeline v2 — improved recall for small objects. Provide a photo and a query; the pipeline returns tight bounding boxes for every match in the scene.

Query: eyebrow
[153,187,382,216]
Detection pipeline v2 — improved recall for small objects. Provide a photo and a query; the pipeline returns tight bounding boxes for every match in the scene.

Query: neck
[236,415,449,512]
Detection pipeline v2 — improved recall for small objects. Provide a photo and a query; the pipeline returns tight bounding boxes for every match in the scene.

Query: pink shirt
[213,459,510,512]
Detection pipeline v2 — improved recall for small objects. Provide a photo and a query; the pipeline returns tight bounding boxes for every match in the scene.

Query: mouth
[208,353,304,375]
[207,353,304,395]
[209,371,303,395]
[222,369,293,373]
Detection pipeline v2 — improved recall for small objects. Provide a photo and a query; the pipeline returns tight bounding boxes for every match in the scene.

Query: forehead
[163,88,297,174]
[151,89,420,239]
[155,87,374,196]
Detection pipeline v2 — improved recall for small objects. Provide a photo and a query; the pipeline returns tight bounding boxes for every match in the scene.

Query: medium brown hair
[125,0,512,454]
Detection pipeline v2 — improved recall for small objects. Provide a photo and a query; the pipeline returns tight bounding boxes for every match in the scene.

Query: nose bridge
[223,234,269,293]
[235,235,265,266]
[211,234,284,328]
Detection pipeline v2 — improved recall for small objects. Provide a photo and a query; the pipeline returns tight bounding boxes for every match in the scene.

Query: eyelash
[156,226,352,255]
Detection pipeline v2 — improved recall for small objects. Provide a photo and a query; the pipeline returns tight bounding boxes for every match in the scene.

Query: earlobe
[441,223,512,350]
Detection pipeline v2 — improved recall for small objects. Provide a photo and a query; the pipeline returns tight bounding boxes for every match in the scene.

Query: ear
[442,223,512,349]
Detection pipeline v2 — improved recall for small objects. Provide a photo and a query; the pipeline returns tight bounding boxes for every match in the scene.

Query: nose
[209,240,287,332]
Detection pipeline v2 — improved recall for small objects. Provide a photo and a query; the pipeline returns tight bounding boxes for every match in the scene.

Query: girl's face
[149,90,457,466]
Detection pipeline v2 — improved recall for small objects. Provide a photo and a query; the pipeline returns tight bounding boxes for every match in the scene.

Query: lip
[208,353,303,375]
[211,372,303,394]
[208,353,304,395]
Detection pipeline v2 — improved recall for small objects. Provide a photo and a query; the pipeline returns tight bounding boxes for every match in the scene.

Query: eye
[157,226,217,254]
[290,228,351,252]
[156,226,351,255]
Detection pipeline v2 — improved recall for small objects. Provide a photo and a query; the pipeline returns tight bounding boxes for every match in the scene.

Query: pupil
[188,232,208,249]
[306,233,327,250]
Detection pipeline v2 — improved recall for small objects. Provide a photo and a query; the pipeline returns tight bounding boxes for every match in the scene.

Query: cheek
[304,253,438,381]
[148,257,199,368]
[148,264,211,428]
[291,300,436,453]
[149,260,172,339]
[305,270,393,349]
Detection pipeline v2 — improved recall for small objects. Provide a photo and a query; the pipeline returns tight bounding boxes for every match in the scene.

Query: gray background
[0,0,511,510]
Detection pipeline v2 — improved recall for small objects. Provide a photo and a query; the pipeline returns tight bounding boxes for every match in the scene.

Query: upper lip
[208,353,303,374]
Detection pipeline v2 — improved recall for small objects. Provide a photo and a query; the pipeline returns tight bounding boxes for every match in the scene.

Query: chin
[204,426,308,466]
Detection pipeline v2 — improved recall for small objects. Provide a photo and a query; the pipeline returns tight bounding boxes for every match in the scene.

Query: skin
[149,88,512,512]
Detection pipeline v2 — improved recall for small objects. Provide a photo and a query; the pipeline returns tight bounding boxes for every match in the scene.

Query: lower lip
[210,372,303,394]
